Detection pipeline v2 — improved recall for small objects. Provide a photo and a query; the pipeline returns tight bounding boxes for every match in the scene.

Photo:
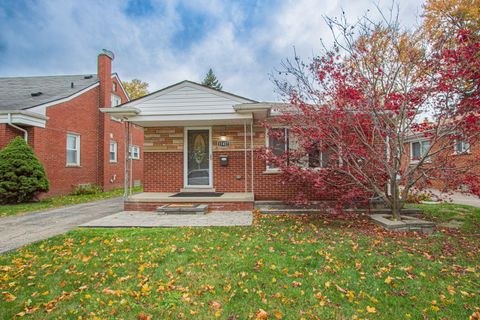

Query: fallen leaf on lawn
[335,284,347,293]
[137,312,152,320]
[384,276,393,284]
[366,306,377,313]
[274,310,283,319]
[2,292,16,302]
[210,301,222,309]
[256,309,268,319]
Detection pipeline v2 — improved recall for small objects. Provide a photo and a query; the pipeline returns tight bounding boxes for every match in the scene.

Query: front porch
[124,192,255,211]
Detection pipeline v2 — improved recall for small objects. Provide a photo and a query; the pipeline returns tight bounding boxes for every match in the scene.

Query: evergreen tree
[0,137,49,203]
[201,68,223,90]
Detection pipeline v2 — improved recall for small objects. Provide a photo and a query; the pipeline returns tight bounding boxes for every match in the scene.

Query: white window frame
[109,141,118,163]
[66,133,80,166]
[111,94,122,107]
[112,82,117,92]
[454,139,471,154]
[129,145,140,160]
[410,140,430,163]
[265,127,289,171]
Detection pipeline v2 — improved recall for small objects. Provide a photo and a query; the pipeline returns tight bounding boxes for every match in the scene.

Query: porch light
[220,135,228,141]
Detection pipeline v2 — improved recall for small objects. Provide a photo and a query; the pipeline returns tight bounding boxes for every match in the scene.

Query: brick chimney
[98,49,114,108]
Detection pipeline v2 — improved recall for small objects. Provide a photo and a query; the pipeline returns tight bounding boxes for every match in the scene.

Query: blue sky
[0,0,422,101]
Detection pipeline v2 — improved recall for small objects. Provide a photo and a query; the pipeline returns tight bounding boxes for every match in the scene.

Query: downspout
[7,113,28,142]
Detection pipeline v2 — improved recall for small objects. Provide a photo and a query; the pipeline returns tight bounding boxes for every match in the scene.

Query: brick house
[0,50,143,196]
[102,80,322,211]
[403,131,479,191]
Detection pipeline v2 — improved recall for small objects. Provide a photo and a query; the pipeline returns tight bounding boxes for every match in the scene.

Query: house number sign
[217,140,230,147]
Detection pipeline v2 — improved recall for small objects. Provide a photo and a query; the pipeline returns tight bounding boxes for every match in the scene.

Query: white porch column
[244,121,248,193]
[250,121,254,194]
[129,122,133,196]
[123,121,130,199]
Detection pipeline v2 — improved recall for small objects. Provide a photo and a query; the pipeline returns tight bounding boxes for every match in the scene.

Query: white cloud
[0,0,423,101]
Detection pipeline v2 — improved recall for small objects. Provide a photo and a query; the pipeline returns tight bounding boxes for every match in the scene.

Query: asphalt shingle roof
[0,74,99,110]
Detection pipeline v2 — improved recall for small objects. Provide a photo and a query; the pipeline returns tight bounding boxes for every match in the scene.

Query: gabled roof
[0,74,100,110]
[119,80,258,108]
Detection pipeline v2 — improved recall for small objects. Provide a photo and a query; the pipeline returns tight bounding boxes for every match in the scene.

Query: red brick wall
[144,149,326,201]
[0,124,25,149]
[144,152,183,192]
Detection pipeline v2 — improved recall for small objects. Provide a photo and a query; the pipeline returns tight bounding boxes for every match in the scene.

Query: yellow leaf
[324,281,331,288]
[384,276,393,284]
[366,306,377,313]
[274,310,283,319]
[347,290,355,302]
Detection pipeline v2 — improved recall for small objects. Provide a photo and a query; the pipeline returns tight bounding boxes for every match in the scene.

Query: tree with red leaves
[267,6,479,220]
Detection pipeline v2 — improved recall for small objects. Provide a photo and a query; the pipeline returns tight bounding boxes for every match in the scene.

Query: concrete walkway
[0,197,123,254]
[81,211,253,227]
[428,189,480,208]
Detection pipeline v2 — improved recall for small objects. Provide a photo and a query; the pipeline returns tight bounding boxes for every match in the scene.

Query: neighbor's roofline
[22,73,127,111]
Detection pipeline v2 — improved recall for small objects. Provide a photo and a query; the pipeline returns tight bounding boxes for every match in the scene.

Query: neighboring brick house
[102,80,322,211]
[0,50,143,196]
[403,132,479,191]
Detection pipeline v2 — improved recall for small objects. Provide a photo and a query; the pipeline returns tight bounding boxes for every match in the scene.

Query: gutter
[7,113,28,142]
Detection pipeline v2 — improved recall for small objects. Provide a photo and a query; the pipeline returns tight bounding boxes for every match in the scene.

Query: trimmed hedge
[0,137,49,204]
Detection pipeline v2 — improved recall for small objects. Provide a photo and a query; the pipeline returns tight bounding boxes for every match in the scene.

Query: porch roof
[100,80,277,127]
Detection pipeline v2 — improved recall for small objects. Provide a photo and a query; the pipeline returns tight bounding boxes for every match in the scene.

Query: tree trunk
[390,181,402,221]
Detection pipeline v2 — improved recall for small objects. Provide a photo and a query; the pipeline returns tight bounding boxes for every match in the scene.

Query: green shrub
[71,184,102,195]
[0,137,49,204]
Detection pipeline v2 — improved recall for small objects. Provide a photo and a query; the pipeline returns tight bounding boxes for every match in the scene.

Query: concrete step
[258,207,422,215]
[157,204,208,215]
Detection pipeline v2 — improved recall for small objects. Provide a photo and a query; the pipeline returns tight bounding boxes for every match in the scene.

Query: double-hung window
[410,140,430,162]
[110,141,118,163]
[111,94,122,107]
[129,145,140,160]
[266,127,288,170]
[66,134,80,166]
[454,139,470,154]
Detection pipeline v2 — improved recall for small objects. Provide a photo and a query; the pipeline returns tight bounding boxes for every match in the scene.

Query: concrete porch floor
[127,192,254,203]
[80,211,253,227]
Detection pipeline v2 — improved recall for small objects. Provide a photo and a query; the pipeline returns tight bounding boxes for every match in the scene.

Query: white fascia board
[100,107,140,116]
[131,112,252,122]
[0,111,47,128]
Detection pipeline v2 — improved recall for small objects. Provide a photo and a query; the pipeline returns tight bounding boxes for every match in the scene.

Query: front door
[184,128,212,187]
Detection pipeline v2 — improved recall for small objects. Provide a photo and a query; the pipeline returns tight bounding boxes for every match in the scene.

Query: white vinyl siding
[111,94,122,107]
[109,141,117,163]
[124,83,252,116]
[66,134,80,166]
[129,145,140,160]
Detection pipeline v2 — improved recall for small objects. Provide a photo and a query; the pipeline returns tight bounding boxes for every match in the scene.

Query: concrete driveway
[0,197,123,254]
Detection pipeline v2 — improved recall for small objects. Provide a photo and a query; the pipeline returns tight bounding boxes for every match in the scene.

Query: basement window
[66,134,80,166]
[110,141,118,163]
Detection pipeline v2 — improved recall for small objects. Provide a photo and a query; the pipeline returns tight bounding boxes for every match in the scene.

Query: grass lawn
[409,203,480,232]
[0,213,478,319]
[0,187,141,218]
